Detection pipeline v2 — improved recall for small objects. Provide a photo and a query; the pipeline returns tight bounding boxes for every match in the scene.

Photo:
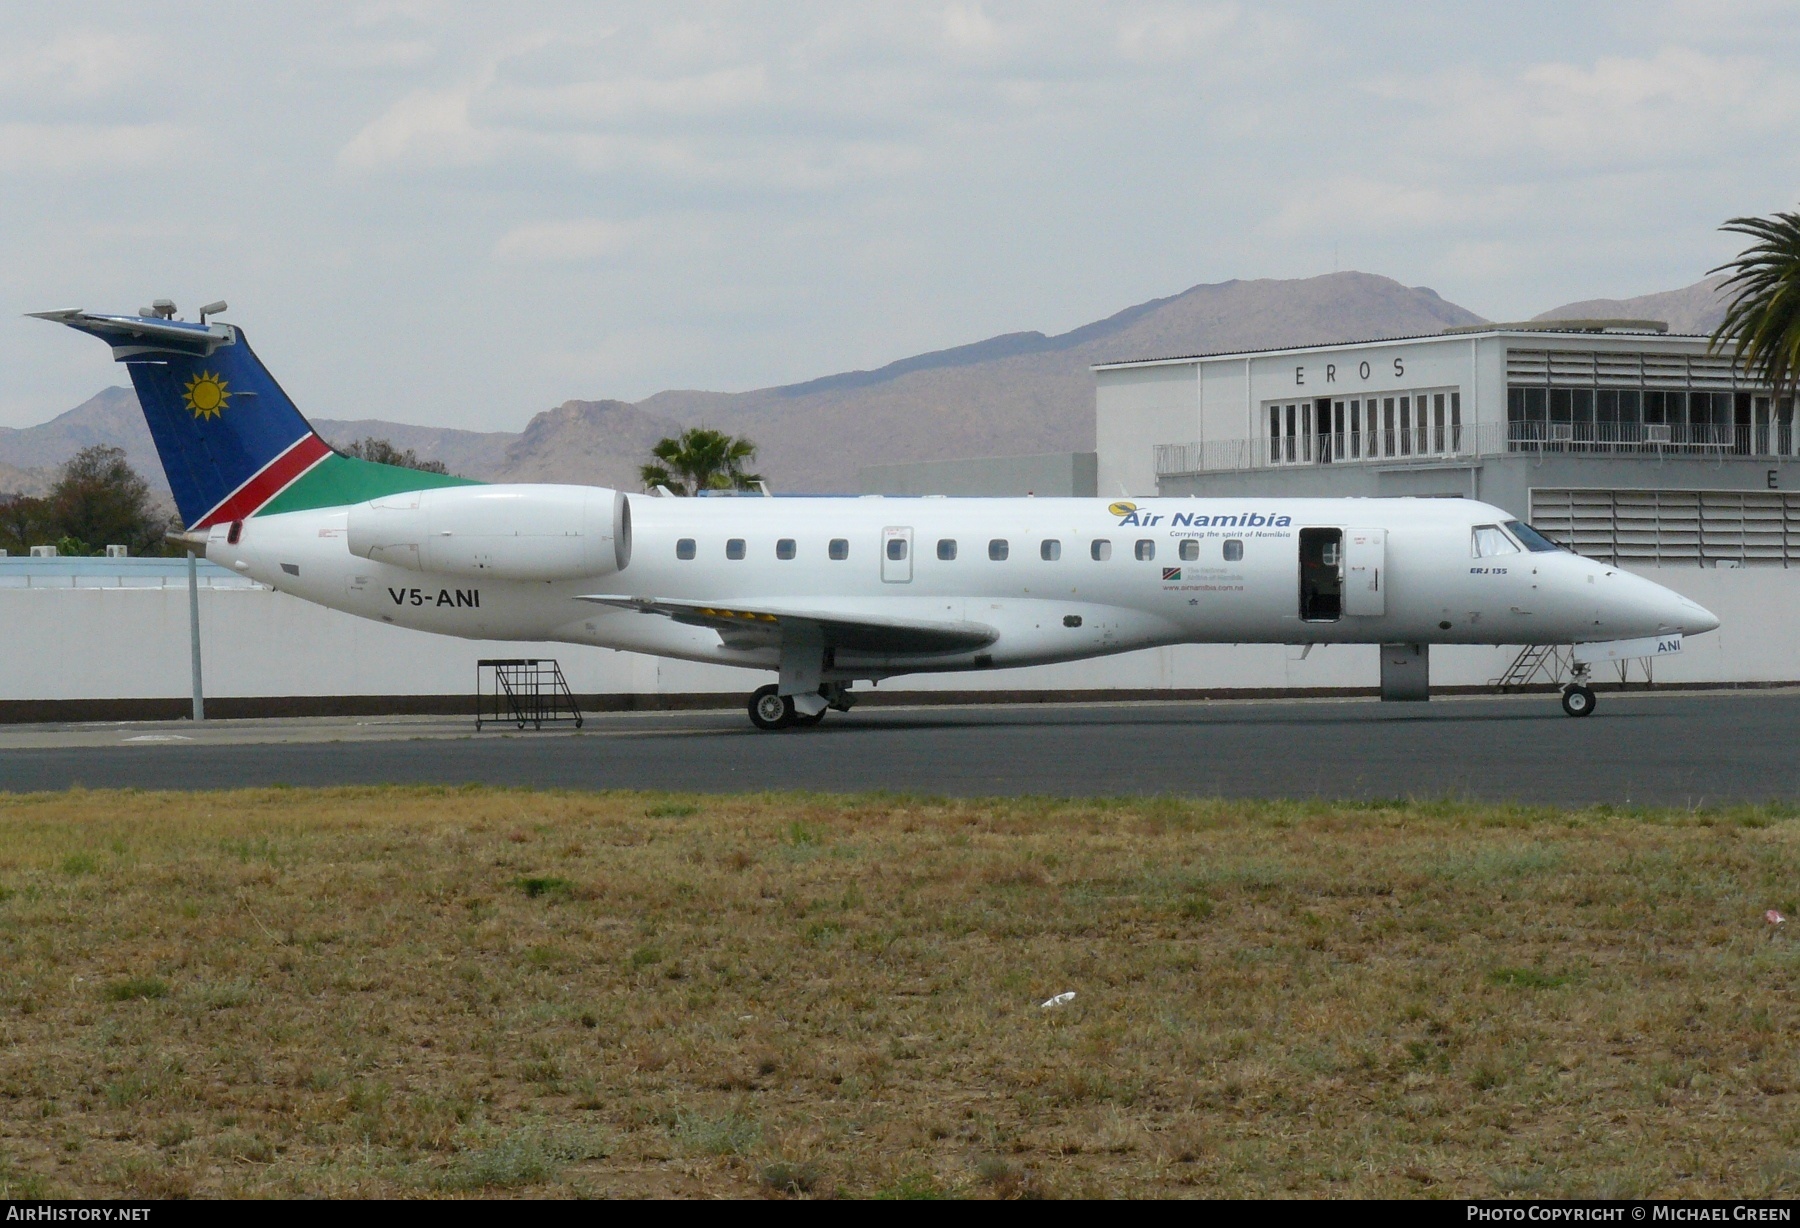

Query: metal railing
[476,658,584,731]
[1155,422,1800,477]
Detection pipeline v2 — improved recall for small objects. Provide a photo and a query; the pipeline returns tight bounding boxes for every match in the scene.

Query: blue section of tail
[37,313,317,527]
[124,329,315,526]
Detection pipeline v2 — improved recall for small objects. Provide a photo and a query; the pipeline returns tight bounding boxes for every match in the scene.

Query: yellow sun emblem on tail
[183,371,230,420]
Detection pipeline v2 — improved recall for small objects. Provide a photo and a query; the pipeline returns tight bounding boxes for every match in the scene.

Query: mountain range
[0,271,1730,501]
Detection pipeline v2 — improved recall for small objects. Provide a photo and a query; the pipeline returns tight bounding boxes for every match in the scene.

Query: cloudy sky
[2,1,1798,431]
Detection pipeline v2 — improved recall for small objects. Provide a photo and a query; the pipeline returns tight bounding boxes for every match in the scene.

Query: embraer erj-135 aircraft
[34,304,1720,728]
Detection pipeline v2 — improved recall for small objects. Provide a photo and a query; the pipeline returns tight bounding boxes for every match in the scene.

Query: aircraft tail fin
[31,308,472,529]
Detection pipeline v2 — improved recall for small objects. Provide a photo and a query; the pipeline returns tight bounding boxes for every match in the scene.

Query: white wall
[0,565,1789,709]
[1095,364,1197,498]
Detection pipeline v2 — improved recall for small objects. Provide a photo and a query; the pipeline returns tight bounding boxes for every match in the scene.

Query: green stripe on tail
[255,453,478,517]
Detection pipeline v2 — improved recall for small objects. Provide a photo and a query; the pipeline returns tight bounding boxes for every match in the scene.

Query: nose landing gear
[1560,661,1596,718]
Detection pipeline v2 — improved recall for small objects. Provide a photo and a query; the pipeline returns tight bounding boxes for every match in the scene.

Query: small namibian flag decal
[1162,567,1181,581]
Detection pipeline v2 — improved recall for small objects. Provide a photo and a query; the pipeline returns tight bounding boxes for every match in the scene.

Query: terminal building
[1096,323,1800,568]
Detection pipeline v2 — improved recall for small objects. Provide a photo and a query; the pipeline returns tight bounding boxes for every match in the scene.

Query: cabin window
[1223,539,1244,562]
[886,538,908,562]
[1179,539,1199,562]
[1040,539,1061,561]
[829,538,849,560]
[726,538,746,560]
[676,538,696,560]
[937,539,957,561]
[1135,540,1155,561]
[989,539,1009,561]
[1472,525,1519,558]
[776,538,796,560]
[1091,539,1112,561]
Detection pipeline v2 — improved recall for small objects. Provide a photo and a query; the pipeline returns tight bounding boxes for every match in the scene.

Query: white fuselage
[205,494,1718,681]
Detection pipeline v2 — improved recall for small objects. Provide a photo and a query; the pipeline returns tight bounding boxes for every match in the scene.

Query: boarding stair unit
[1489,644,1655,692]
[476,659,584,731]
[1490,645,1568,692]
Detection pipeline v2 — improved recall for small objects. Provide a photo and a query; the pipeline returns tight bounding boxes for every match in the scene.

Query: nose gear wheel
[1561,684,1596,717]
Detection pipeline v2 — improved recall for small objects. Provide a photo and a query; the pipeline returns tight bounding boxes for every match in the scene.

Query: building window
[676,538,696,560]
[1135,539,1155,561]
[989,539,1009,561]
[1091,539,1112,561]
[726,538,746,560]
[1179,539,1198,561]
[1264,388,1460,467]
[1041,539,1061,561]
[937,539,956,561]
[1223,539,1243,562]
[776,538,796,560]
[829,538,848,560]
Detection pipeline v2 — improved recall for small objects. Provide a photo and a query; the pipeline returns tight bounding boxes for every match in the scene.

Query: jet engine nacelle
[347,484,632,581]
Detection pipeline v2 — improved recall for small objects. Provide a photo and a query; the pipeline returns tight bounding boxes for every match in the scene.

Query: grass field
[0,788,1796,1198]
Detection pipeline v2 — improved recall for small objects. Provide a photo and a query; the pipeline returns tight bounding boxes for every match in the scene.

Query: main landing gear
[747,683,855,731]
[1560,661,1596,718]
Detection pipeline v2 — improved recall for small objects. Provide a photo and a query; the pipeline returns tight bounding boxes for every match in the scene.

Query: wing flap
[577,595,997,656]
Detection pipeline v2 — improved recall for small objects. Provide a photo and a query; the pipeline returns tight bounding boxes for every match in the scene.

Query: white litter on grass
[1041,991,1076,1009]
[122,735,191,742]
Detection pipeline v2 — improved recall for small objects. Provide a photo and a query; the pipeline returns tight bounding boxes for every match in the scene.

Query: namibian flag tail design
[31,308,472,529]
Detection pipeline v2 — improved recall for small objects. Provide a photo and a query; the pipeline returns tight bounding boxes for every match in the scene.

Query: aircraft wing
[575,595,998,655]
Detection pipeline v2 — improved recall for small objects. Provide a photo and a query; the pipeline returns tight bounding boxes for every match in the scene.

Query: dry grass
[0,788,1795,1197]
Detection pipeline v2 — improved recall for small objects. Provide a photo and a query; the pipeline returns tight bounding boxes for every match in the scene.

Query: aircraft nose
[1674,595,1720,635]
[1602,567,1720,637]
[1641,580,1718,636]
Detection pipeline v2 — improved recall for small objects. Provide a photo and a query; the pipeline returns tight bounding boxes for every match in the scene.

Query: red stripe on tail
[194,433,333,528]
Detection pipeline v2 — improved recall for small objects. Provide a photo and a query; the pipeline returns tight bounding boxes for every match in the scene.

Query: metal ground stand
[476,659,584,730]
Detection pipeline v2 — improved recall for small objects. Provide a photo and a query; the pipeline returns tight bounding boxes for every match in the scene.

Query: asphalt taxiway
[0,690,1793,807]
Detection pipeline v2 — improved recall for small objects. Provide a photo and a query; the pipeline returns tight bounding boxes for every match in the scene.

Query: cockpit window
[1472,525,1519,558]
[1504,520,1565,553]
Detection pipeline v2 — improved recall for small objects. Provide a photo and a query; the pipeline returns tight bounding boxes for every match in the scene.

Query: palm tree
[1711,209,1800,394]
[639,428,762,495]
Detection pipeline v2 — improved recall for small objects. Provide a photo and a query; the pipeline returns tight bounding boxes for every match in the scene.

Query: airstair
[1489,644,1656,691]
[1489,645,1568,691]
[476,659,584,730]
